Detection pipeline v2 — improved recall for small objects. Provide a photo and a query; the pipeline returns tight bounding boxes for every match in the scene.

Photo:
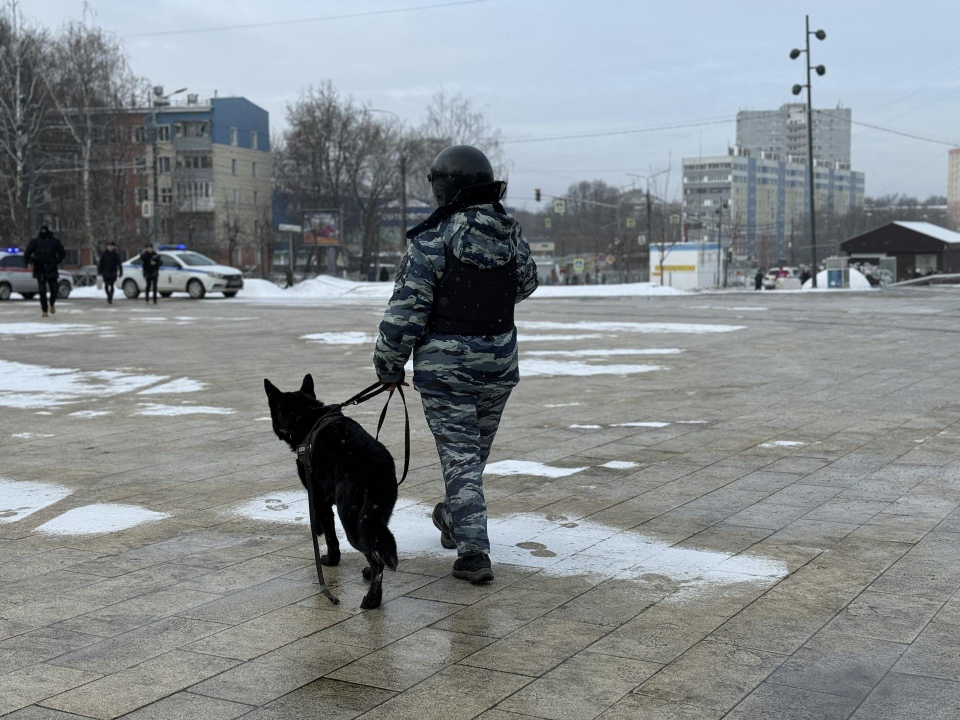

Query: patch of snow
[518,334,611,342]
[255,417,272,422]
[238,278,289,298]
[0,478,72,524]
[69,410,111,418]
[612,421,670,428]
[545,402,582,408]
[526,348,683,357]
[533,282,686,298]
[803,267,874,291]
[229,494,787,591]
[138,378,206,395]
[760,440,806,448]
[485,460,588,478]
[521,360,664,377]
[0,323,96,337]
[35,503,168,535]
[134,403,236,416]
[569,424,601,429]
[0,359,167,409]
[688,305,769,312]
[11,433,55,439]
[601,461,639,469]
[301,332,374,345]
[519,321,745,334]
[677,420,708,424]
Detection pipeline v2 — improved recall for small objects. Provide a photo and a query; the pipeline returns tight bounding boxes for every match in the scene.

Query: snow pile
[289,276,393,300]
[0,359,166,409]
[35,503,168,535]
[0,478,72,523]
[238,278,289,298]
[803,267,873,291]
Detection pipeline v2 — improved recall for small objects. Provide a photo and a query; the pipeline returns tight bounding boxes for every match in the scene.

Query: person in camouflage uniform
[374,145,539,583]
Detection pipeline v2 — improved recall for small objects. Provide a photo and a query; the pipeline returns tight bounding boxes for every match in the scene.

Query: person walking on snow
[24,224,66,318]
[97,241,123,305]
[139,243,161,304]
[373,145,540,584]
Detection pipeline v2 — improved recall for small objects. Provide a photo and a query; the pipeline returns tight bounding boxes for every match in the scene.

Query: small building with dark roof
[840,221,960,281]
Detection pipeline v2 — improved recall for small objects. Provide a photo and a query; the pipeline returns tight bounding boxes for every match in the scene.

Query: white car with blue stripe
[121,246,244,300]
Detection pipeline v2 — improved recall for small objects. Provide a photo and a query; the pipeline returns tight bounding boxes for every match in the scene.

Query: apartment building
[737,103,852,167]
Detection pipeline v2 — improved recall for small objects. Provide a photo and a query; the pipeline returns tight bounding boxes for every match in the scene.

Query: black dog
[265,374,399,609]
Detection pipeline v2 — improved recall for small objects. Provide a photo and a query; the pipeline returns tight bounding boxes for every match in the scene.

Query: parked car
[73,265,99,287]
[121,245,243,299]
[0,247,73,301]
[763,266,800,290]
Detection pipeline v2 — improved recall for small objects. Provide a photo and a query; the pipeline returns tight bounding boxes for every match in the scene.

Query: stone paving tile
[188,635,369,706]
[0,663,101,717]
[590,606,728,664]
[355,664,530,720]
[497,651,660,720]
[825,590,943,643]
[313,596,464,650]
[0,627,101,676]
[238,678,395,720]
[460,617,608,677]
[328,627,495,691]
[0,705,93,719]
[432,586,574,639]
[116,691,253,720]
[595,693,723,719]
[724,683,859,719]
[767,629,906,699]
[851,672,960,719]
[177,577,321,624]
[892,621,960,681]
[635,640,785,713]
[42,650,238,719]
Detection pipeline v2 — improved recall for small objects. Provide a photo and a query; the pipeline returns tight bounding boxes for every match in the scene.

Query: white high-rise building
[737,103,852,167]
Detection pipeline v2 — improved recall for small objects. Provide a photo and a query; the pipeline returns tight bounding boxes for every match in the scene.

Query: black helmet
[428,145,503,207]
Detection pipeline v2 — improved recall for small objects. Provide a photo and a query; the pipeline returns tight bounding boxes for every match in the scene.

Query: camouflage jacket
[374,204,539,392]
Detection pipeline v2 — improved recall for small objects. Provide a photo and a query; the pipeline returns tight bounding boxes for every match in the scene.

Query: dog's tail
[359,490,399,572]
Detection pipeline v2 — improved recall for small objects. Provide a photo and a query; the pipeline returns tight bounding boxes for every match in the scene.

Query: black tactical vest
[428,243,516,336]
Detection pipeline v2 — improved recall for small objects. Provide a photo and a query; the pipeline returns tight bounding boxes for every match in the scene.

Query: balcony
[173,136,212,152]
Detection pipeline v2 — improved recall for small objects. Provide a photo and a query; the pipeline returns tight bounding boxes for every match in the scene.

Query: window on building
[136,187,150,204]
[133,126,146,143]
[160,187,173,204]
[252,161,257,178]
[157,125,170,142]
[134,156,146,175]
[230,127,238,146]
[158,156,172,174]
[231,159,237,176]
[233,188,239,204]
[251,131,258,150]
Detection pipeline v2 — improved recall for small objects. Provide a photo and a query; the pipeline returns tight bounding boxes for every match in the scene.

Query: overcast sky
[32,0,960,208]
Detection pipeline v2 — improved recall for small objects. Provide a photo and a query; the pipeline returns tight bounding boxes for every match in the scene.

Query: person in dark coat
[799,267,812,286]
[754,269,764,291]
[379,266,390,282]
[97,241,124,305]
[139,243,161,304]
[24,224,66,317]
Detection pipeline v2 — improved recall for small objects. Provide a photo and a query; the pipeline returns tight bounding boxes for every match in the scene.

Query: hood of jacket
[440,204,519,270]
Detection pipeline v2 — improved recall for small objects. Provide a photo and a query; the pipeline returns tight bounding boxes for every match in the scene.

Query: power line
[122,0,490,38]
[502,118,733,144]
[814,110,960,148]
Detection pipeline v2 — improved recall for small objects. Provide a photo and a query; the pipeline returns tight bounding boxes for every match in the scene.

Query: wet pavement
[3,286,960,718]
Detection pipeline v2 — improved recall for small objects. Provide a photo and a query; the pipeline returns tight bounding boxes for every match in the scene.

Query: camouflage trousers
[420,386,512,556]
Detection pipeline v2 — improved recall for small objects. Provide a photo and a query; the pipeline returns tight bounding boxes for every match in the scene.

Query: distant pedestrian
[754,269,764,291]
[284,267,294,288]
[97,241,123,305]
[379,266,390,282]
[139,243,161,304]
[24,224,66,318]
[799,267,812,285]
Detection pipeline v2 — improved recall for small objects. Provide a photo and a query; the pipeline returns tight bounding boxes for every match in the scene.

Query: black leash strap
[375,385,411,485]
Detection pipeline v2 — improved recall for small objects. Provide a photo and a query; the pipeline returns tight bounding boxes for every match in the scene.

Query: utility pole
[716,204,723,287]
[791,17,827,287]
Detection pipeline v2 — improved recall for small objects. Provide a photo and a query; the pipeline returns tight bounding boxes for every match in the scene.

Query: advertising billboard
[302,209,341,246]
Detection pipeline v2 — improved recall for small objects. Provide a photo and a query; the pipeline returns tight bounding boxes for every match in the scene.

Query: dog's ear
[300,374,315,398]
[264,379,281,399]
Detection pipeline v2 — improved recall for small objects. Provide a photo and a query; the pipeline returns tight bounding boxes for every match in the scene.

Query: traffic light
[535,188,541,202]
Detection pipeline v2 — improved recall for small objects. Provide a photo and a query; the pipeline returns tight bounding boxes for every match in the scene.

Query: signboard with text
[302,209,341,246]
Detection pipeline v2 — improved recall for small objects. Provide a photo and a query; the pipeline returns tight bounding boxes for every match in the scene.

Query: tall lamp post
[151,86,187,247]
[627,169,670,284]
[791,17,826,287]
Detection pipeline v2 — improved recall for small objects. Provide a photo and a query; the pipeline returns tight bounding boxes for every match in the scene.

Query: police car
[121,246,244,299]
[0,247,73,301]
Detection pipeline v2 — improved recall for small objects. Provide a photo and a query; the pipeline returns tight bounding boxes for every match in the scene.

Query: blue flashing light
[4,247,21,253]
[157,244,187,251]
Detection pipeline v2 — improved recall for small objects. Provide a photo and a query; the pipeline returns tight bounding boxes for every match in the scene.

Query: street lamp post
[151,86,187,247]
[791,17,827,288]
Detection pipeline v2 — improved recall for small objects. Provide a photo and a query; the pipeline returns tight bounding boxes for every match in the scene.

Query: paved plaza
[4,287,960,719]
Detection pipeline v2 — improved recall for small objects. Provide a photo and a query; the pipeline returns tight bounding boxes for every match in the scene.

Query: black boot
[453,552,493,584]
[432,503,456,550]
